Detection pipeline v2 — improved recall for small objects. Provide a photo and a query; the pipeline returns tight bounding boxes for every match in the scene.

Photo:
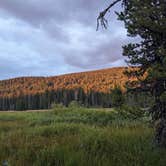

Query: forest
[0,67,139,110]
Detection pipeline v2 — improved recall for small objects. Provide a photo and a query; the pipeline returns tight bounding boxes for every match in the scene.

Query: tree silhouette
[98,0,166,146]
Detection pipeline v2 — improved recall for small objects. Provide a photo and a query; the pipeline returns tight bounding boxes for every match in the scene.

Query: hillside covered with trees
[0,67,136,110]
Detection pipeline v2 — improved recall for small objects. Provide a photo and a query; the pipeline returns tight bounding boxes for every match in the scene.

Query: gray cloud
[0,0,107,25]
[0,0,128,80]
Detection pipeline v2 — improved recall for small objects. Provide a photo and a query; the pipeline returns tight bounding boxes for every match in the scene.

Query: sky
[0,0,129,80]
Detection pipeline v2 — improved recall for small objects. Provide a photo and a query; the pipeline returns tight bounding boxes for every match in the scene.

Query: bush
[51,103,65,111]
[118,105,146,119]
[110,86,125,107]
[68,101,82,109]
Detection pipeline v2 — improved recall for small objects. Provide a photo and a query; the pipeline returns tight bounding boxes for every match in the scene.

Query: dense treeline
[0,67,145,111]
[0,88,113,110]
[0,86,152,111]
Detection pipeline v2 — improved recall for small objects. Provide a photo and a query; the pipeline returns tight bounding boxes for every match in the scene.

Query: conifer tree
[98,0,166,146]
[110,86,124,107]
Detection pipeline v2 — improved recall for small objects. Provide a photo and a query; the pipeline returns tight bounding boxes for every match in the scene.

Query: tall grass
[0,108,165,166]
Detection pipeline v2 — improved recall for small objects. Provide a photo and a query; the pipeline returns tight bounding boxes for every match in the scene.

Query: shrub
[110,86,125,107]
[51,103,66,113]
[68,101,82,109]
[118,105,146,119]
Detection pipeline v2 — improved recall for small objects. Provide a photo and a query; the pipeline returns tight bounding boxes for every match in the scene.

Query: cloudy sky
[0,0,129,80]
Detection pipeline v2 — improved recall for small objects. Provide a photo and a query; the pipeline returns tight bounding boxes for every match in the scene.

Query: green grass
[0,108,165,166]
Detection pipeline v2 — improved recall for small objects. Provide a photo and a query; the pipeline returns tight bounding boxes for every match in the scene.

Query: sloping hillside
[0,67,132,97]
[0,67,131,98]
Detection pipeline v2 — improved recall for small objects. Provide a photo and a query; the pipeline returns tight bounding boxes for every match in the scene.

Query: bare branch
[97,0,121,31]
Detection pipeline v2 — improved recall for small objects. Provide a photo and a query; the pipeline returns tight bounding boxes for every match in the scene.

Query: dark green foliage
[119,0,166,147]
[15,98,26,111]
[98,0,166,146]
[110,86,124,107]
[51,103,64,110]
[0,89,113,110]
[118,105,146,120]
[68,100,82,108]
[126,91,154,109]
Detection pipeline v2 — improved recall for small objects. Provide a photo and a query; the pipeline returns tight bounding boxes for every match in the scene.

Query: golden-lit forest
[0,67,138,110]
[0,67,131,98]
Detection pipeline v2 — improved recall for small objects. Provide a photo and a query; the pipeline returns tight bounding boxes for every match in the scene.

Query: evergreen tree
[98,0,166,146]
[16,98,26,111]
[110,86,124,107]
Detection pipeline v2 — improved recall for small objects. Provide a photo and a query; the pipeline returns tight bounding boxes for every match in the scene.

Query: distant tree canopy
[98,0,166,146]
[0,67,128,98]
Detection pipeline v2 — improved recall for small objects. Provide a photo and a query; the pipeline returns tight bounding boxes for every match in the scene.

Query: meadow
[0,106,166,166]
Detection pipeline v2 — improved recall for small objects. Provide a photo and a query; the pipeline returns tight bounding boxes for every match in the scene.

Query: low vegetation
[0,106,165,166]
